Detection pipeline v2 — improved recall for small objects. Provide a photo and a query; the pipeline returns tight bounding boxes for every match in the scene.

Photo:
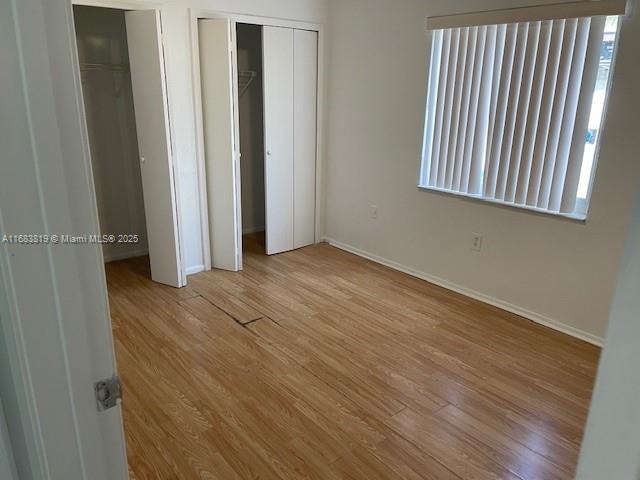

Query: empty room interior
[2,0,640,479]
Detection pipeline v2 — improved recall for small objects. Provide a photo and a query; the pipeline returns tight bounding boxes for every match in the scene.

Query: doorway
[74,6,148,264]
[197,17,320,272]
[73,5,184,288]
[237,23,266,255]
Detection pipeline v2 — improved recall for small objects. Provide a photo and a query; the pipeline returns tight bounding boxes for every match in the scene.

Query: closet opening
[237,23,266,256]
[198,17,318,272]
[73,5,184,288]
[74,6,149,269]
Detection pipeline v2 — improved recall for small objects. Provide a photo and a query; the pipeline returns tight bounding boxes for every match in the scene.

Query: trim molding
[426,0,628,30]
[323,237,604,347]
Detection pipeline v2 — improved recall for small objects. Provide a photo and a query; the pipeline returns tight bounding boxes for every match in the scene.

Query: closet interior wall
[74,6,149,263]
[236,23,266,238]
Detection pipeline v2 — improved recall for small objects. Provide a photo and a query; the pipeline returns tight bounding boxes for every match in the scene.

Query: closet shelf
[80,62,130,72]
[238,71,257,97]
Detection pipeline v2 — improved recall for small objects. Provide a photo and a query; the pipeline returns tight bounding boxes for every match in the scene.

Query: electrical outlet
[370,205,378,219]
[471,233,483,252]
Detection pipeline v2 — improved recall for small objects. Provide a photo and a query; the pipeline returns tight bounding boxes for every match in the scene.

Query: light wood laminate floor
[106,235,600,480]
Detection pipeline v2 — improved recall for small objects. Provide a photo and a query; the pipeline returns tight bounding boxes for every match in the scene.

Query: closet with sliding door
[198,19,319,270]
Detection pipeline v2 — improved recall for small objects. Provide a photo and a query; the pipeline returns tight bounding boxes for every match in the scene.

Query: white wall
[73,6,149,262]
[237,23,266,235]
[323,0,640,343]
[576,183,640,479]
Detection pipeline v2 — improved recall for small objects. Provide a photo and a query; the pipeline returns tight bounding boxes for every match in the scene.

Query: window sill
[417,185,588,222]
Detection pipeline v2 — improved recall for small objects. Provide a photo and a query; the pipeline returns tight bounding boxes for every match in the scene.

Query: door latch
[94,375,123,411]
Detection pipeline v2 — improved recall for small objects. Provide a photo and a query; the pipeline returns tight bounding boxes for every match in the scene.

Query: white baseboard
[243,226,265,235]
[323,237,604,347]
[103,248,148,263]
[185,264,205,276]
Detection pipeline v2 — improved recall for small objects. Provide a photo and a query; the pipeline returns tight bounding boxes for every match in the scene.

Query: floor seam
[193,291,265,328]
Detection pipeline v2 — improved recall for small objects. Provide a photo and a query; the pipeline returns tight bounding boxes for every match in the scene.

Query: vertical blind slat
[421,29,444,185]
[495,22,529,200]
[483,23,508,194]
[560,16,605,213]
[515,20,553,204]
[548,17,591,212]
[537,18,578,209]
[484,24,517,198]
[445,28,470,189]
[460,26,486,193]
[526,19,565,206]
[469,25,496,194]
[452,27,479,191]
[437,28,461,187]
[428,29,452,186]
[505,20,542,202]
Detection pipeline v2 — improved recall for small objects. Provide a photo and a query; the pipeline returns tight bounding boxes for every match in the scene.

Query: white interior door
[263,26,295,255]
[125,10,184,287]
[198,18,242,271]
[293,29,318,249]
[2,1,129,477]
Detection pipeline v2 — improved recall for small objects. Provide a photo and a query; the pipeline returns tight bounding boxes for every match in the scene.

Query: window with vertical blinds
[420,9,621,219]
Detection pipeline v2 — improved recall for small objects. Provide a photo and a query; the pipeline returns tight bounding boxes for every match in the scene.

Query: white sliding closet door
[263,27,295,255]
[293,30,318,249]
[125,10,184,287]
[199,19,242,271]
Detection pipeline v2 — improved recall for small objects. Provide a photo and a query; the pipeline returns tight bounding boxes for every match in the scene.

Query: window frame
[417,15,622,221]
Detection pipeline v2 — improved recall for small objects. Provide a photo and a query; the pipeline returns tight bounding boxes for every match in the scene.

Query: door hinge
[94,375,123,412]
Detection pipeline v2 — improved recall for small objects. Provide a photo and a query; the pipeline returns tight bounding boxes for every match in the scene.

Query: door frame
[72,0,187,287]
[189,8,325,271]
